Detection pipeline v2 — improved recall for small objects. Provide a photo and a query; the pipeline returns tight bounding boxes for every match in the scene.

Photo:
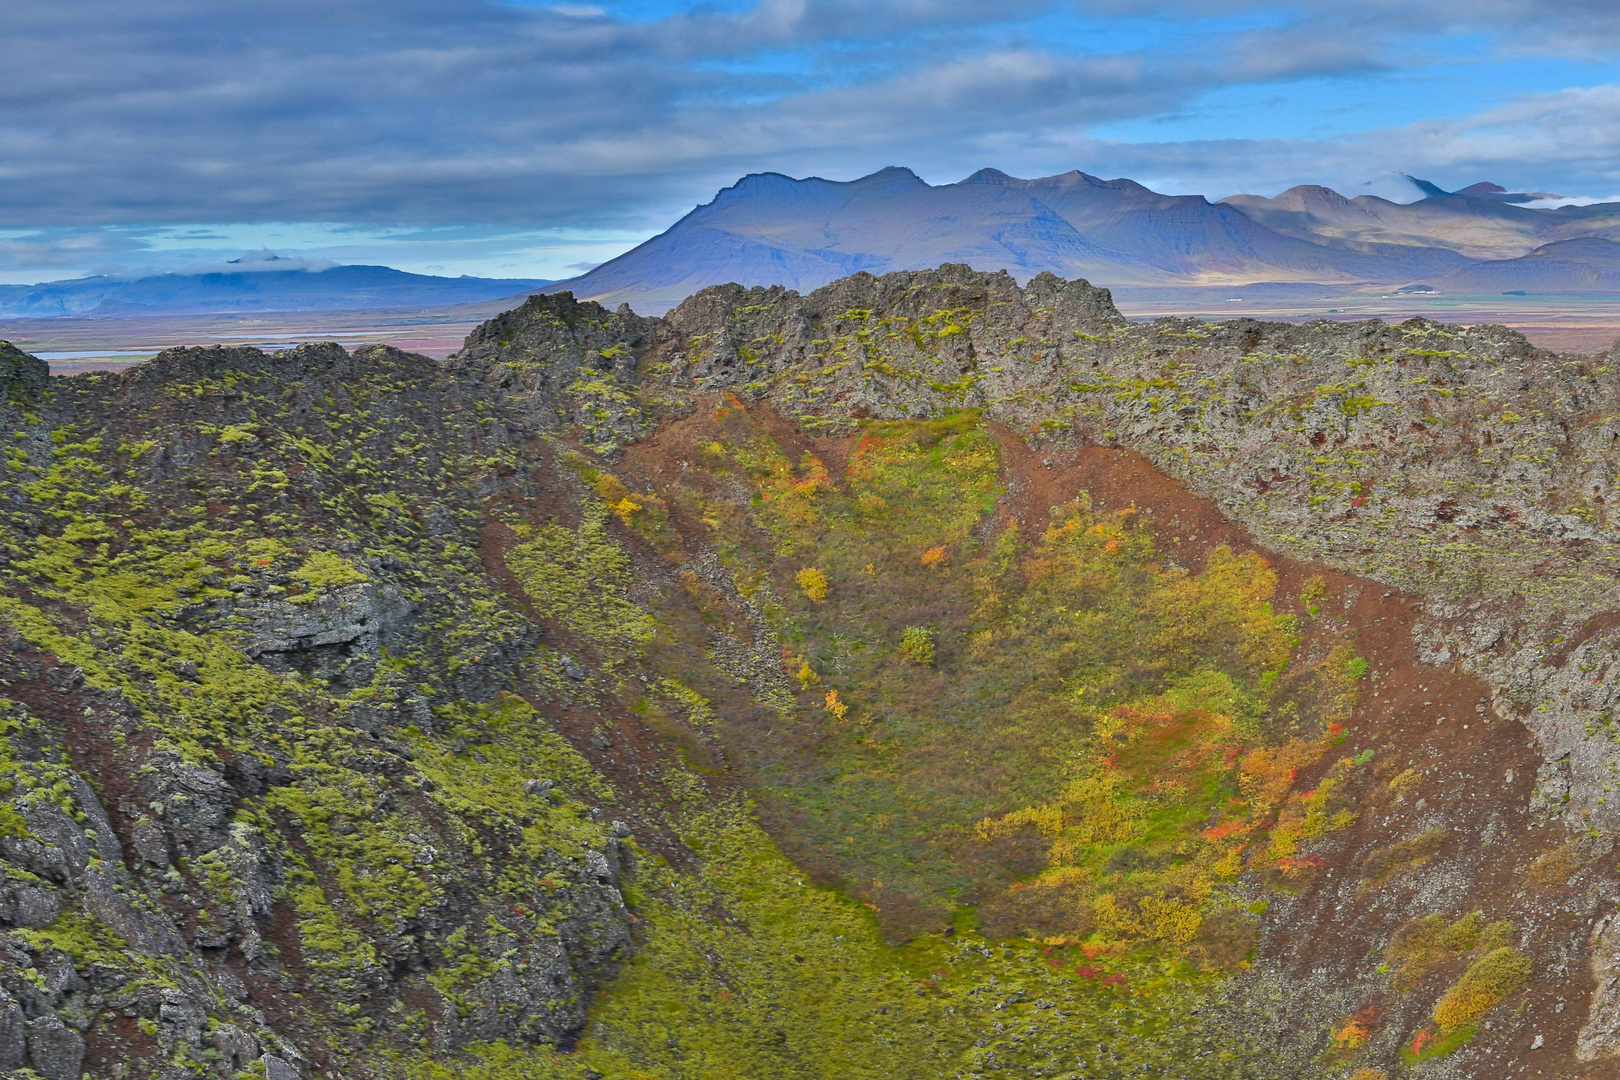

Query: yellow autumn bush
[1432,947,1531,1032]
[795,566,829,602]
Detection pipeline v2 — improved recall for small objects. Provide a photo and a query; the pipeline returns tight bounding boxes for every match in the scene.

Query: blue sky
[4,0,1620,284]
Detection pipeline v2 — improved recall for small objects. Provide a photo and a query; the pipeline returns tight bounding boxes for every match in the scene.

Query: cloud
[657,0,1056,57]
[2,0,1620,281]
[1086,0,1620,51]
[1216,25,1390,83]
[1060,83,1620,202]
[0,0,1232,237]
[0,229,150,273]
[173,251,339,274]
[1524,196,1620,209]
[1351,174,1432,205]
[1383,85,1620,187]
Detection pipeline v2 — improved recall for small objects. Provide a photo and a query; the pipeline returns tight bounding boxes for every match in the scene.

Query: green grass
[400,791,1261,1080]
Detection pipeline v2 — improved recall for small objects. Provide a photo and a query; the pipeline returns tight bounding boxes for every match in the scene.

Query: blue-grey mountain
[0,264,552,319]
[549,168,1620,314]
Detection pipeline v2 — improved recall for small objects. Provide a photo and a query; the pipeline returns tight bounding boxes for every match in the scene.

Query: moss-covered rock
[0,265,1614,1077]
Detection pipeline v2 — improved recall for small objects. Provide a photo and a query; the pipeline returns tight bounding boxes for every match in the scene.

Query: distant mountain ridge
[0,264,553,319]
[1218,184,1620,260]
[13,171,1620,323]
[548,167,1620,314]
[1432,238,1620,293]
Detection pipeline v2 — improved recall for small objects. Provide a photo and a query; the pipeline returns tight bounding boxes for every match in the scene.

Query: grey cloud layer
[0,0,1617,241]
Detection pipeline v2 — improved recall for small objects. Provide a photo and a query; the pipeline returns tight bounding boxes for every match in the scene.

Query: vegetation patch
[1361,828,1446,890]
[662,404,1362,956]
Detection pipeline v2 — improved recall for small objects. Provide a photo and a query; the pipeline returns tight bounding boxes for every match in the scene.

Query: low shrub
[974,870,1096,941]
[1526,843,1580,887]
[796,566,829,602]
[1386,767,1420,800]
[1432,947,1531,1032]
[1182,906,1258,973]
[1332,1007,1377,1050]
[1386,910,1513,989]
[1361,828,1445,889]
[899,625,936,665]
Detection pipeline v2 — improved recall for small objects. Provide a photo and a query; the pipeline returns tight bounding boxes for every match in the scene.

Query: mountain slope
[0,264,553,318]
[1221,185,1620,260]
[6,266,1620,1079]
[1432,236,1620,293]
[550,168,1474,314]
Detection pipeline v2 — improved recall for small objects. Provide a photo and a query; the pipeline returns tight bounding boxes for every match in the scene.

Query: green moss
[400,795,1256,1080]
[288,550,370,598]
[505,504,656,653]
[411,694,613,841]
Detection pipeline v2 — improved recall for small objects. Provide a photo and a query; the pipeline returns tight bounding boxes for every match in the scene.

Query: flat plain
[10,286,1617,376]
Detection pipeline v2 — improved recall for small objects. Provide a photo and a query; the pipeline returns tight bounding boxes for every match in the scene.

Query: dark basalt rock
[0,341,48,405]
[25,1014,85,1080]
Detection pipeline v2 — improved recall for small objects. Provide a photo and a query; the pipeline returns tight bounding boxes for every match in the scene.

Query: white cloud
[1349,174,1431,205]
[1524,195,1620,209]
[174,251,339,274]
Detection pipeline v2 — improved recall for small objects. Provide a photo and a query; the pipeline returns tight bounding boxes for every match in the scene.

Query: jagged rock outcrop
[455,293,655,453]
[1,341,49,405]
[239,582,418,689]
[0,341,636,1079]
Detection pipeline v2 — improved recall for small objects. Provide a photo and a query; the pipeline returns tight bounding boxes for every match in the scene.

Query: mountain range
[549,167,1620,313]
[10,170,1620,323]
[0,262,551,319]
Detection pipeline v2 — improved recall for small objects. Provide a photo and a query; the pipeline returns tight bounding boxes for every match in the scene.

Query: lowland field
[8,286,1617,375]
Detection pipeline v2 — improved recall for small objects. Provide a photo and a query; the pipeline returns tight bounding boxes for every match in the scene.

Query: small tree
[795,658,822,690]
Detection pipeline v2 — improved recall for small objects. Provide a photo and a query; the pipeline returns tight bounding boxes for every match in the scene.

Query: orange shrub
[1332,1007,1377,1049]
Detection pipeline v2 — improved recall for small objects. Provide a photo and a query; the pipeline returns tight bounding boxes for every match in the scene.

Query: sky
[4,0,1620,284]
